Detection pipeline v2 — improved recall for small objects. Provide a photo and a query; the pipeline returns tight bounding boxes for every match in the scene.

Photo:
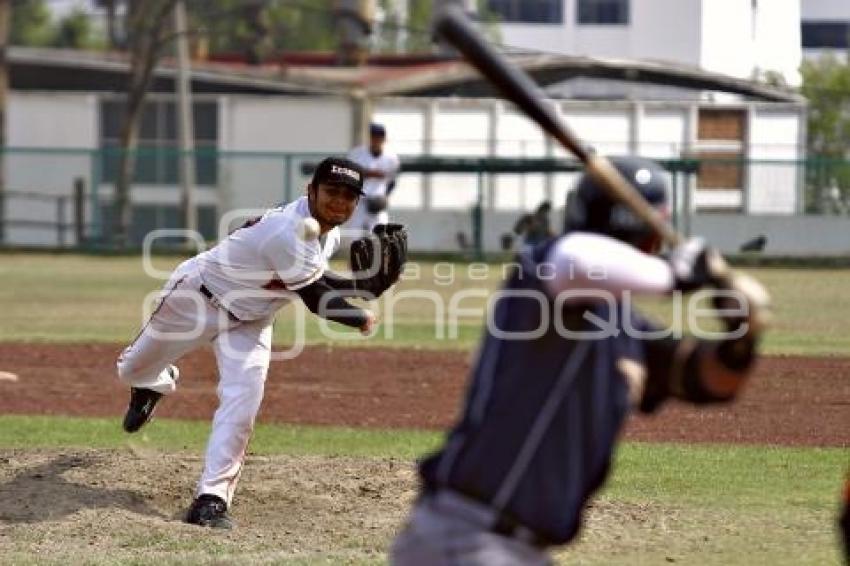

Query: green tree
[800,54,850,213]
[187,0,337,58]
[186,0,500,58]
[402,0,501,53]
[52,8,106,49]
[10,0,53,46]
[801,55,850,157]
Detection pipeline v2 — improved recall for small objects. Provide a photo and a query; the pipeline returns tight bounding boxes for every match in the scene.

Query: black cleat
[185,494,234,529]
[122,365,178,433]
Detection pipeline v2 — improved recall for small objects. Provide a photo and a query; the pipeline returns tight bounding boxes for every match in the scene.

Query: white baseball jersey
[345,145,400,233]
[347,145,400,200]
[198,196,340,321]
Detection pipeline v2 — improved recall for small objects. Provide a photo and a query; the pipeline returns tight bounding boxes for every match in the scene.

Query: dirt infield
[0,343,847,446]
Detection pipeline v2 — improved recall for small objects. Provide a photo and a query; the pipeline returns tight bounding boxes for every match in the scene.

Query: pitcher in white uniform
[116,157,397,529]
[345,122,401,235]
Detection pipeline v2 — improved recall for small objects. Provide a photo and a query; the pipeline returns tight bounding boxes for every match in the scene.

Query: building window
[487,0,563,24]
[577,0,629,25]
[100,98,218,186]
[801,22,850,49]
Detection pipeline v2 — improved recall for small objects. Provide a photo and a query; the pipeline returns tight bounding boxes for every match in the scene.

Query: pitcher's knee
[116,353,137,384]
[116,349,154,385]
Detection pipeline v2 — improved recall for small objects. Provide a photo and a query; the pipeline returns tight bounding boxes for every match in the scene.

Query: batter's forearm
[544,233,674,299]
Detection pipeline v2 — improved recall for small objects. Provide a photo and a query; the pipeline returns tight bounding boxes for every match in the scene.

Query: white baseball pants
[116,258,273,505]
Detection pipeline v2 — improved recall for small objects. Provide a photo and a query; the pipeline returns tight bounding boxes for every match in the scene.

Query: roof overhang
[8,46,345,96]
[364,54,805,103]
[8,47,805,104]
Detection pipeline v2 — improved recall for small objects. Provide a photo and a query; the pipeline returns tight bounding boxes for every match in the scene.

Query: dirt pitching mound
[0,447,701,564]
[0,447,415,563]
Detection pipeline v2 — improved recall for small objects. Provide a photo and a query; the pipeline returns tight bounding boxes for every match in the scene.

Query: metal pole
[683,168,693,237]
[174,0,197,245]
[74,177,85,246]
[57,196,66,248]
[473,170,484,260]
[284,154,292,203]
[670,166,679,232]
[0,0,9,244]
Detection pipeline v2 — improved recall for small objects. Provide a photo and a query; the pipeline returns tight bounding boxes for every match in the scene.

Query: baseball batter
[116,157,407,529]
[345,122,401,235]
[391,156,769,565]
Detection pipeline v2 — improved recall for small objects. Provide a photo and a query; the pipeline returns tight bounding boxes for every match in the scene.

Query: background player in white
[116,157,406,529]
[345,122,401,235]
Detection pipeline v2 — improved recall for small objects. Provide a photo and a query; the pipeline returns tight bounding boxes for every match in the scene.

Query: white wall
[804,48,848,62]
[801,0,850,19]
[498,0,702,64]
[0,92,808,248]
[558,106,631,156]
[6,93,97,246]
[753,0,802,86]
[498,0,802,86]
[497,23,569,55]
[748,109,801,213]
[627,0,702,65]
[8,92,97,149]
[638,108,688,158]
[223,96,351,153]
[699,0,756,81]
[801,0,850,63]
[221,96,353,212]
[374,96,803,215]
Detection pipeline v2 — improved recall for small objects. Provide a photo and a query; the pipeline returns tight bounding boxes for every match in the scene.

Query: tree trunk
[113,85,145,246]
[105,0,118,49]
[0,0,9,244]
[112,0,178,247]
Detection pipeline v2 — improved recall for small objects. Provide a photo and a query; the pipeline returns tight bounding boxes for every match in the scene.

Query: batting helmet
[564,156,669,249]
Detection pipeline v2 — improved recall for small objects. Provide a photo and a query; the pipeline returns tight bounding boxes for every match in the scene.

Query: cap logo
[331,164,361,182]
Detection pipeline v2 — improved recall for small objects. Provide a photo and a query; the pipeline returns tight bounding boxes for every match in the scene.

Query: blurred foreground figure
[391,156,770,565]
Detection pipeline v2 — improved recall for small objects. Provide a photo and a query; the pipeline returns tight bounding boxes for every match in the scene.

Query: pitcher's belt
[199,284,240,322]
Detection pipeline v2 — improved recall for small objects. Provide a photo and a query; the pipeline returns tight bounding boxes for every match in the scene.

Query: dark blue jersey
[419,246,666,544]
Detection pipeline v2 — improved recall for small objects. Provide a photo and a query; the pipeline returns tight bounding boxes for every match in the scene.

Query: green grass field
[2,253,850,355]
[0,253,847,564]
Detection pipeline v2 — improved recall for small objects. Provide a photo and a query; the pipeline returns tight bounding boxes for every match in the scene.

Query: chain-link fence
[1,147,849,255]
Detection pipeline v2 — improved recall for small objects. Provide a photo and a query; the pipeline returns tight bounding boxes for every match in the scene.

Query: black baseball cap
[311,156,364,195]
[369,123,386,137]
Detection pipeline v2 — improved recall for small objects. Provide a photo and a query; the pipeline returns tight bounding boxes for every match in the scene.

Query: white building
[1,46,812,254]
[488,0,803,87]
[801,0,850,62]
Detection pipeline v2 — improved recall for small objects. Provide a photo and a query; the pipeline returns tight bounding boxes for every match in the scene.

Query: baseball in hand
[299,217,321,241]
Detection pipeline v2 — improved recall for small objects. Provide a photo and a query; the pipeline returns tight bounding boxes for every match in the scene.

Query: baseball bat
[434,5,685,249]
